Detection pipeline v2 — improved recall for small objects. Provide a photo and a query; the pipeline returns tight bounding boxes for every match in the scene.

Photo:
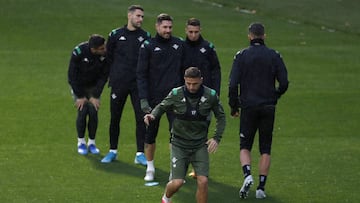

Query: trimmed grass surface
[0,0,359,202]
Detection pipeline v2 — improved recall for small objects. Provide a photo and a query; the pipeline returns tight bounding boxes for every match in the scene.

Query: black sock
[257,175,267,190]
[242,165,251,178]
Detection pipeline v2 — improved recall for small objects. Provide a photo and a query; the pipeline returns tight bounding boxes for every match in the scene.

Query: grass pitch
[0,0,359,202]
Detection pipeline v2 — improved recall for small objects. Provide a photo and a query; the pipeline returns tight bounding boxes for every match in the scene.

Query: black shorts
[239,105,275,154]
[145,111,175,144]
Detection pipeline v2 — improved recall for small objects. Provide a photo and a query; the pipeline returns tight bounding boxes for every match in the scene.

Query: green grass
[0,0,359,202]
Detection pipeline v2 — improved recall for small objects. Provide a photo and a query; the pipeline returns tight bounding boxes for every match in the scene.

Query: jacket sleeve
[92,59,109,98]
[151,90,174,119]
[274,51,289,97]
[68,49,85,98]
[209,44,221,94]
[106,30,116,66]
[211,95,226,143]
[136,41,150,100]
[228,51,242,109]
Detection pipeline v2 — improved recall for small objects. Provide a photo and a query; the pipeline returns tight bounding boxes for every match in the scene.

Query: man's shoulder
[234,47,250,58]
[138,29,151,37]
[171,86,184,96]
[203,86,217,97]
[72,42,88,56]
[171,36,185,44]
[200,38,216,49]
[267,47,283,58]
[141,37,156,49]
[108,27,125,37]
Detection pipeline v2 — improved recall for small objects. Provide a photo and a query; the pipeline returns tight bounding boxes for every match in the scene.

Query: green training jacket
[151,85,226,149]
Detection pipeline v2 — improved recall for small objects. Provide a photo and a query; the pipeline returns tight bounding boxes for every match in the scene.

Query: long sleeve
[209,46,221,94]
[136,41,150,100]
[150,90,174,119]
[212,96,226,143]
[274,52,289,97]
[228,52,241,109]
[92,60,109,98]
[68,51,85,98]
[106,30,117,66]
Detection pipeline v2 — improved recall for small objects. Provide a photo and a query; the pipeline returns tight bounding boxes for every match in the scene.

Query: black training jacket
[106,25,150,88]
[228,39,289,109]
[68,42,108,98]
[137,34,185,104]
[183,35,221,94]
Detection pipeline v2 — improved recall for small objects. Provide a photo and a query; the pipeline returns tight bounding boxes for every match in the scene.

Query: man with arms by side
[183,17,221,94]
[137,13,185,181]
[228,22,289,199]
[101,5,150,165]
[183,17,222,178]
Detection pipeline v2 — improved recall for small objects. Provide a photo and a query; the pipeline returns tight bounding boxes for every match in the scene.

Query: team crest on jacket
[172,44,179,50]
[200,96,207,103]
[118,36,126,41]
[138,36,144,42]
[200,47,206,53]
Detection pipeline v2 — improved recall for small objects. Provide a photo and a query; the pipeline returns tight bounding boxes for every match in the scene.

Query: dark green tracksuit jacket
[151,85,226,149]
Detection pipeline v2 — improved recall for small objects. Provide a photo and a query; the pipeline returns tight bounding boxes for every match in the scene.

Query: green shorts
[170,144,209,180]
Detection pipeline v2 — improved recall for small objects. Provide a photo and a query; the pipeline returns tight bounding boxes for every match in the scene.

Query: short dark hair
[184,67,202,78]
[187,18,201,26]
[248,22,265,37]
[156,13,173,24]
[128,5,143,13]
[88,34,105,48]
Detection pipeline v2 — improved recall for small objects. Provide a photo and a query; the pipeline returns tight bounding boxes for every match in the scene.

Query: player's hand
[140,99,152,113]
[231,108,240,117]
[75,98,87,111]
[89,97,100,111]
[206,138,218,153]
[144,114,155,126]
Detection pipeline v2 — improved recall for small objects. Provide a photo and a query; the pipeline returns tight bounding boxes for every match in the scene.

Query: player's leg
[191,145,209,203]
[101,88,128,163]
[239,107,258,198]
[76,102,89,155]
[256,105,275,198]
[144,117,160,181]
[87,101,99,154]
[129,85,147,166]
[162,145,189,202]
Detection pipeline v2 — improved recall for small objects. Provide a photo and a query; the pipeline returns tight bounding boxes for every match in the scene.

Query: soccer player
[228,22,289,199]
[183,17,221,94]
[183,17,222,178]
[68,34,108,155]
[101,5,150,165]
[144,67,226,203]
[137,13,185,181]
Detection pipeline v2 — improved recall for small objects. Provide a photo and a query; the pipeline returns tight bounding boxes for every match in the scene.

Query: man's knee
[145,135,156,144]
[168,179,184,190]
[260,148,271,155]
[196,176,208,187]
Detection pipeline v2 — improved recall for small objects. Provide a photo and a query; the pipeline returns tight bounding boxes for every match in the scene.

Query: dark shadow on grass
[84,153,169,184]
[172,177,284,203]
